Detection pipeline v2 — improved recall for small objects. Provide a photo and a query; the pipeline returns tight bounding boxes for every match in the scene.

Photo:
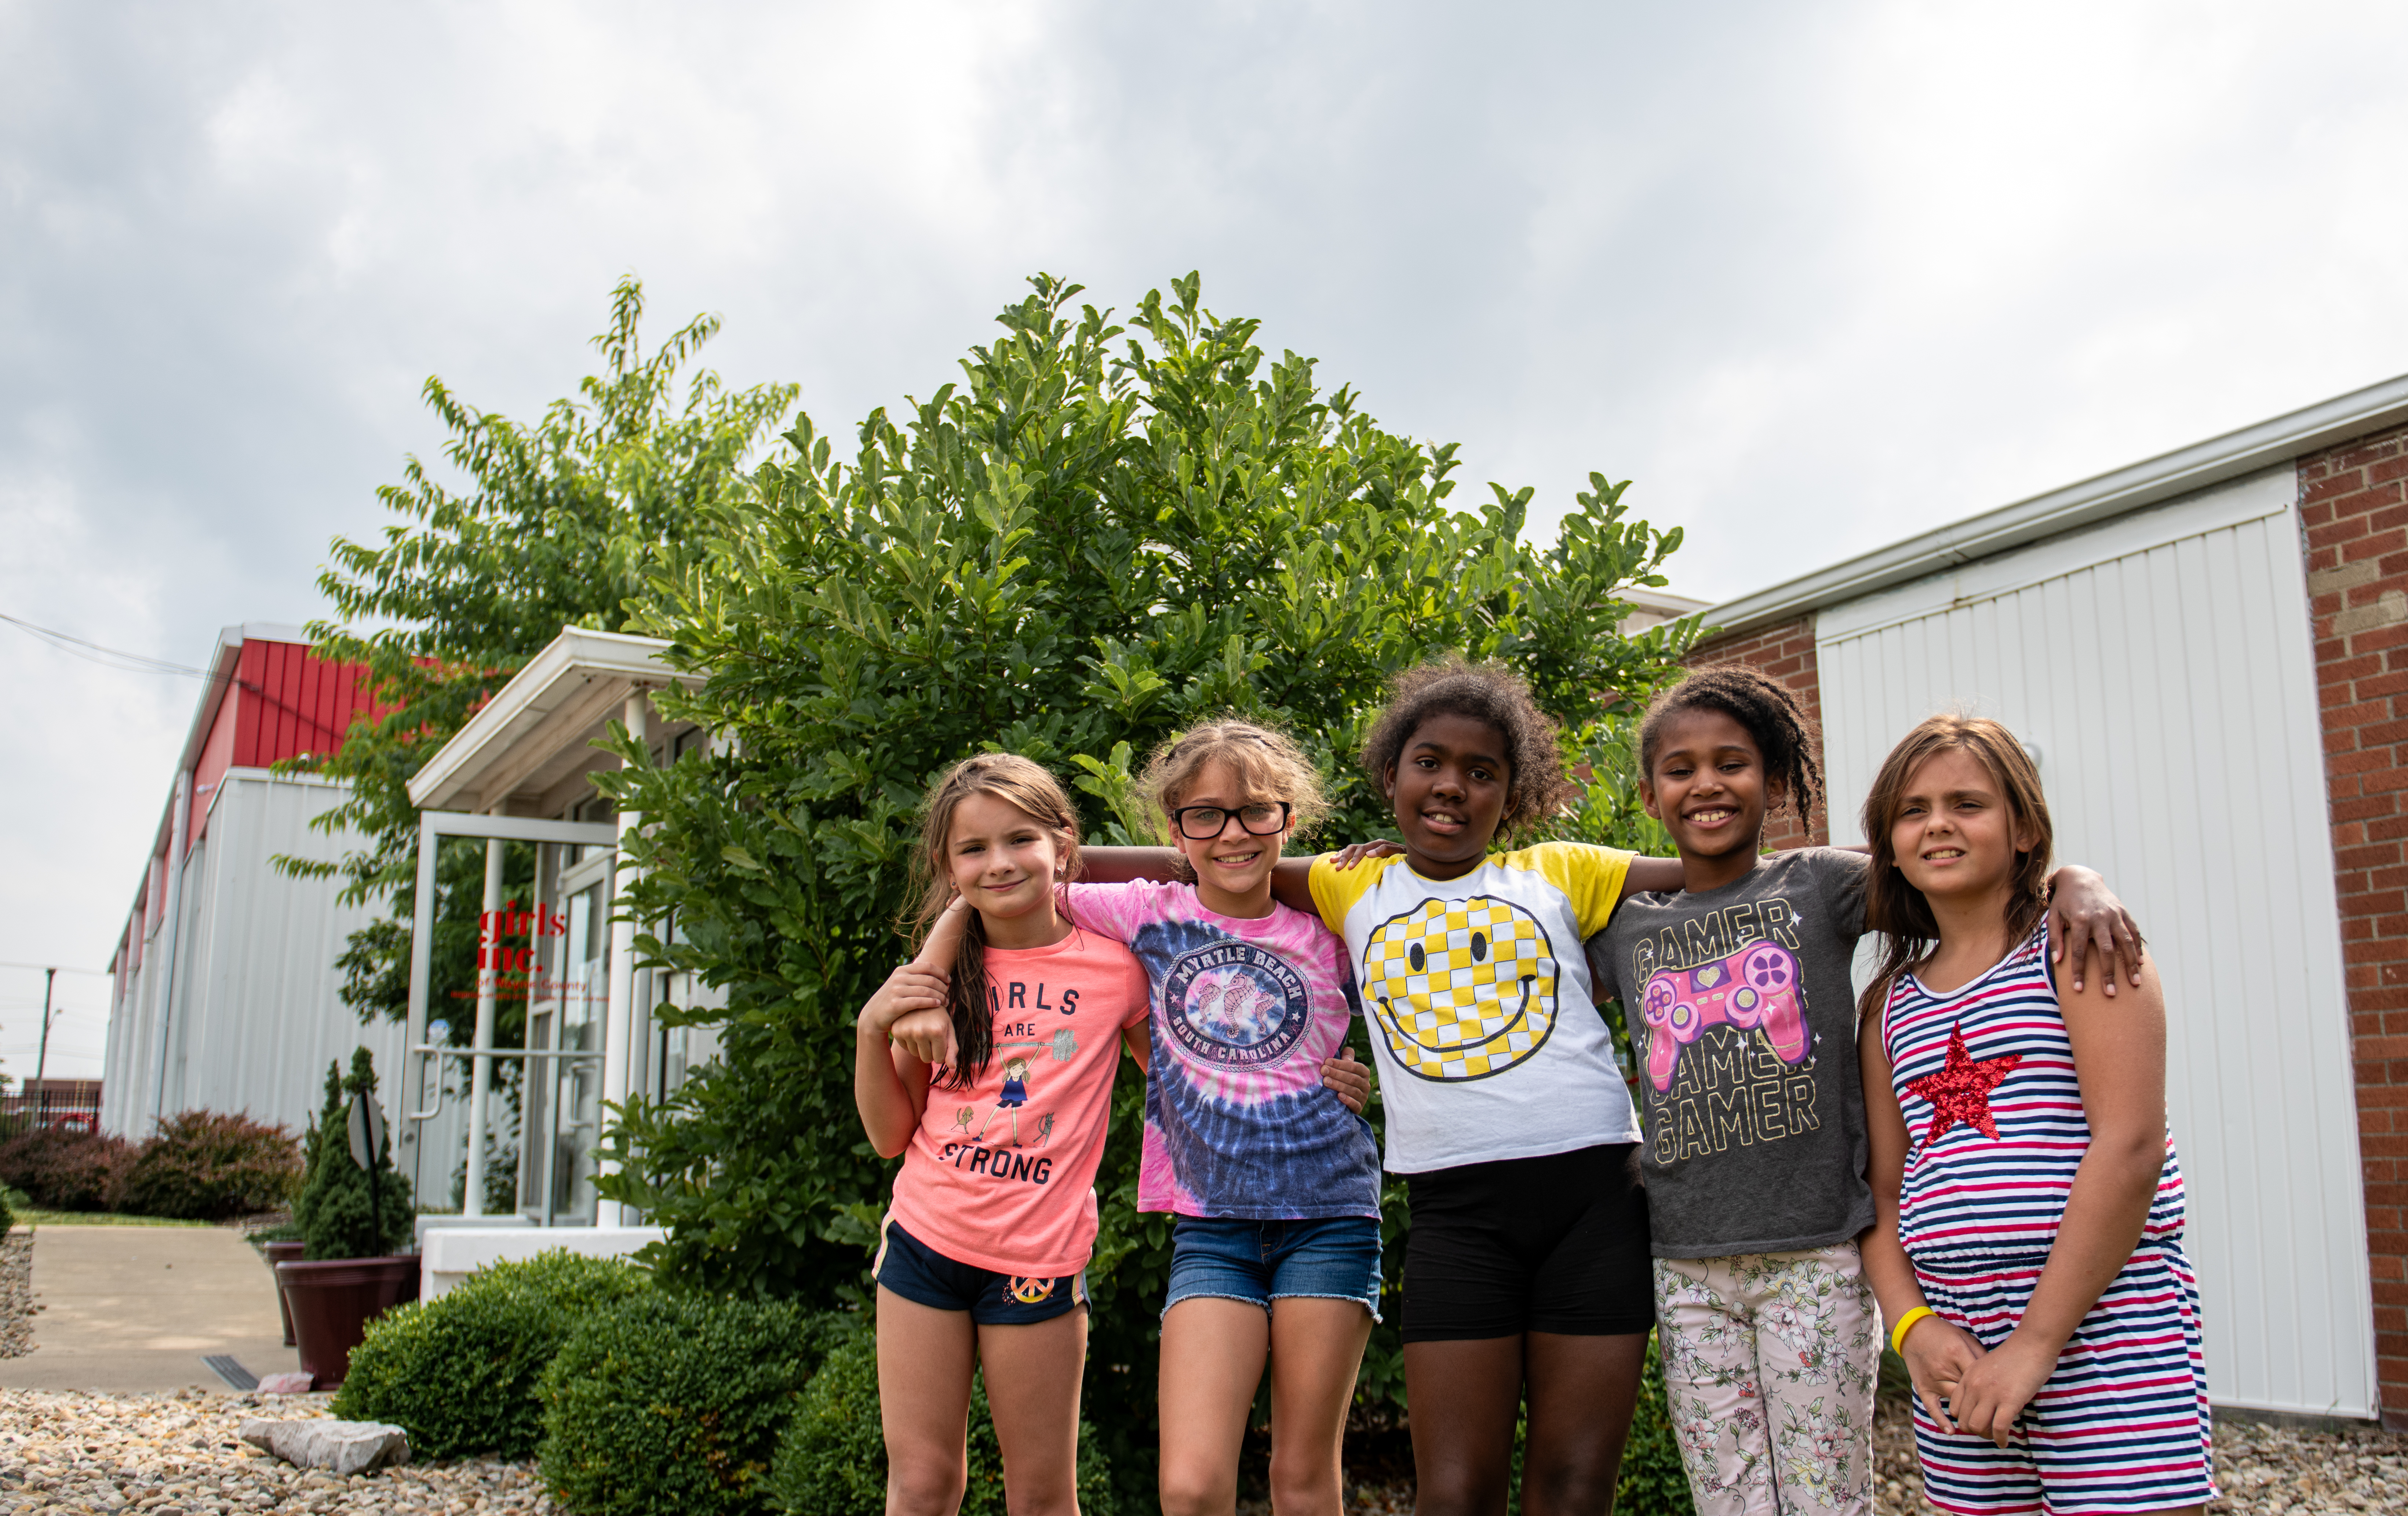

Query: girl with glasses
[888,721,1381,1516]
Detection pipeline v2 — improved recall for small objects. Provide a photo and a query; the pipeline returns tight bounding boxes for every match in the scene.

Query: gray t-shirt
[1584,847,1873,1259]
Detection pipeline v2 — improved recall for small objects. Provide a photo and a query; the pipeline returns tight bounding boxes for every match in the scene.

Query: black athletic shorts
[1400,1142,1655,1342]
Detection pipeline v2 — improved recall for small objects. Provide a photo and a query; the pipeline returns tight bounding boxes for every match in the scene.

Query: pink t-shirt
[885,926,1149,1276]
[1067,881,1381,1219]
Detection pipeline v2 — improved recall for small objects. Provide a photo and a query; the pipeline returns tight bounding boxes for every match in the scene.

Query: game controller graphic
[1638,942,1807,1092]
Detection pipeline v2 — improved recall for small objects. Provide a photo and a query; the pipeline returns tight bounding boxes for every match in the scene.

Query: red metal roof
[114,629,381,968]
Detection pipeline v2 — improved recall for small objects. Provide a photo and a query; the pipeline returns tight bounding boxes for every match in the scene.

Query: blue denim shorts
[1164,1215,1383,1321]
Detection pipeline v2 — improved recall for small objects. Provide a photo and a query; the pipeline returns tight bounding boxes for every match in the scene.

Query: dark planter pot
[276,1256,420,1388]
[263,1241,306,1345]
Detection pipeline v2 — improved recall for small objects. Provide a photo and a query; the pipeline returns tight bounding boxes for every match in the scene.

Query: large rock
[237,1418,412,1476]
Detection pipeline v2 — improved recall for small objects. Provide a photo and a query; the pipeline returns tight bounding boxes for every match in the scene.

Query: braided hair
[1636,665,1822,829]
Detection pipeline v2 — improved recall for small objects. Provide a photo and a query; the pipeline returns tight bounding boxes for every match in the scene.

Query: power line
[0,611,230,680]
[0,962,107,976]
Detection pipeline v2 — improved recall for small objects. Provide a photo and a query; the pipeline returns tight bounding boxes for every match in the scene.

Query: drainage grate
[202,1355,258,1391]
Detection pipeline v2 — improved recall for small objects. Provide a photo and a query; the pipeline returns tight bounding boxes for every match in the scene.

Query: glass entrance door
[401,811,618,1225]
[535,851,611,1225]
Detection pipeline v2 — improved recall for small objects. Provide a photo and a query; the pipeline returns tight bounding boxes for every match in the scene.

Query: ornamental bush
[294,1050,414,1259]
[536,1291,849,1516]
[590,271,1697,1488]
[0,1126,134,1211]
[767,1324,1117,1516]
[116,1111,301,1221]
[332,1250,652,1459]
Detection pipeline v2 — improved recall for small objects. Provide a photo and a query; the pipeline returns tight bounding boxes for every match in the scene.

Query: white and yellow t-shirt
[1308,842,1640,1174]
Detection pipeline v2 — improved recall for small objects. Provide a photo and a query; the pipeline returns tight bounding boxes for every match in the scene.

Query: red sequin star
[1903,1021,2021,1149]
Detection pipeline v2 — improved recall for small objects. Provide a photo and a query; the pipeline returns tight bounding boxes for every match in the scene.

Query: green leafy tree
[276,275,799,1024]
[591,273,1701,1493]
[270,280,794,1206]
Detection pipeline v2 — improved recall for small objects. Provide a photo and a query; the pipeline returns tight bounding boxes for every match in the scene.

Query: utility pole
[32,967,54,1125]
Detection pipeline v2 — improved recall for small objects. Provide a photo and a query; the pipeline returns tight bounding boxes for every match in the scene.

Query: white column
[594,691,648,1228]
[463,836,507,1216]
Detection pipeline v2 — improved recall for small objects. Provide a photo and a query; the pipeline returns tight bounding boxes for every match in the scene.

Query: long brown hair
[907,753,1083,1088]
[1857,714,2055,1024]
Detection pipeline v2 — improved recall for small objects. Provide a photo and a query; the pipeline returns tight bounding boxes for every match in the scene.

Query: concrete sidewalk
[0,1225,298,1393]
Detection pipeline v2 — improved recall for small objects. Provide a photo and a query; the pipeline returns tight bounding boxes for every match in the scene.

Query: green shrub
[589,273,1697,1490]
[0,1126,134,1211]
[537,1291,846,1515]
[294,1052,414,1259]
[332,1250,652,1459]
[768,1326,1115,1516]
[0,1184,14,1235]
[117,1110,300,1221]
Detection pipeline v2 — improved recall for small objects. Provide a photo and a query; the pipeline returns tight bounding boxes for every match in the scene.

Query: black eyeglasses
[1169,801,1293,840]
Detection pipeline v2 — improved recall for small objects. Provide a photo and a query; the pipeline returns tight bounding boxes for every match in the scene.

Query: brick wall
[2301,420,2408,1429]
[1682,614,1831,850]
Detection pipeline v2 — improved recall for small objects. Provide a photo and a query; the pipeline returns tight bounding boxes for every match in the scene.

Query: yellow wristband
[1890,1306,1937,1355]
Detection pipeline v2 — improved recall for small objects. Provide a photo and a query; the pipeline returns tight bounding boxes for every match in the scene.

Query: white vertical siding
[97,772,462,1192]
[1816,477,2376,1417]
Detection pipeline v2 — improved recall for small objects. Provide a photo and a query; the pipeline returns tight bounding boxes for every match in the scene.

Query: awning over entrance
[408,625,702,816]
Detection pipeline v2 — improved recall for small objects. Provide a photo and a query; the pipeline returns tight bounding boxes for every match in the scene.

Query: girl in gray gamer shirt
[1585,668,2141,1516]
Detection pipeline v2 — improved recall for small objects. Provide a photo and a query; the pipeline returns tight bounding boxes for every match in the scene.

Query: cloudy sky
[7,0,2408,1078]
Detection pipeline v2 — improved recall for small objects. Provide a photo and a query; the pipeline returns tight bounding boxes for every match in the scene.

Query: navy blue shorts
[874,1216,1088,1326]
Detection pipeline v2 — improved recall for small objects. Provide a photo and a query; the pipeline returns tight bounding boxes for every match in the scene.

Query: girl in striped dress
[1856,715,2212,1515]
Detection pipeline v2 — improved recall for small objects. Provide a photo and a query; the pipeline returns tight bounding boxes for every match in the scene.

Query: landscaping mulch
[0,1389,555,1514]
[4,1377,2401,1515]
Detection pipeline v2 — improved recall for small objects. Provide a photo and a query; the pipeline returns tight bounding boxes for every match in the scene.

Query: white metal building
[99,625,420,1148]
[1697,375,2408,1425]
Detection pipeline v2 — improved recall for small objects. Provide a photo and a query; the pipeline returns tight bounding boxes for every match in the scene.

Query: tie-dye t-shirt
[1066,881,1382,1220]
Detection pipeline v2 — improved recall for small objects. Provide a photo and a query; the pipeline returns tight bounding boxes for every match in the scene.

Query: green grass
[16,1209,213,1228]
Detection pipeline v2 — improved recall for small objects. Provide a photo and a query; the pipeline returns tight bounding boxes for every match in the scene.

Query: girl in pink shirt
[855,754,1150,1516]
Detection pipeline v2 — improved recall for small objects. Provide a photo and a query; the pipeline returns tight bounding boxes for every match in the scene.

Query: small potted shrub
[277,1049,418,1388]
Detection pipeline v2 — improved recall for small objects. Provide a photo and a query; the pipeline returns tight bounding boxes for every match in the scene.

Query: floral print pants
[1653,1243,1879,1516]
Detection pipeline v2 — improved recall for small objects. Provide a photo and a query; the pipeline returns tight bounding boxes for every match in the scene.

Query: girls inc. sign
[456,900,591,1004]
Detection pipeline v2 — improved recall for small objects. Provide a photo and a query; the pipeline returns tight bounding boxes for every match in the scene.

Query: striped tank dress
[1882,923,2213,1516]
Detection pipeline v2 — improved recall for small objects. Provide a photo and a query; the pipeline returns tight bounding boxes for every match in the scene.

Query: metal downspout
[148,770,192,1127]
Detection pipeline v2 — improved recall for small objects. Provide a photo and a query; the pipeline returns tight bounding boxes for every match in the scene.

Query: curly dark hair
[1360,657,1580,842]
[1636,664,1823,828]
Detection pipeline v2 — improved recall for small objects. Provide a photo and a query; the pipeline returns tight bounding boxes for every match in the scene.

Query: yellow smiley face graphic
[1362,896,1559,1081]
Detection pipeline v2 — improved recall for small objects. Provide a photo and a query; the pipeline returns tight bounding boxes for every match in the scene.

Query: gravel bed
[1874,1390,2408,1514]
[0,1389,556,1513]
[0,1232,32,1359]
[7,1380,2400,1514]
